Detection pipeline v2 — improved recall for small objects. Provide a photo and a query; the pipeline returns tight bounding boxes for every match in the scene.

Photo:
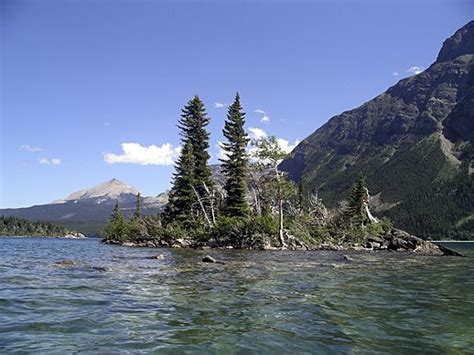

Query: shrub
[212,215,279,249]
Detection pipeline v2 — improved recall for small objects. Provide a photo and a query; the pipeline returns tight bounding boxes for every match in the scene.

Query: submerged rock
[201,255,226,264]
[147,254,165,260]
[202,255,217,263]
[55,259,76,267]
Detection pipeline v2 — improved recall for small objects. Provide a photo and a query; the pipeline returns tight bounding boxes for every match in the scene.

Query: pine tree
[104,202,128,241]
[178,96,213,199]
[163,140,196,224]
[346,174,369,225]
[221,93,250,217]
[134,193,141,219]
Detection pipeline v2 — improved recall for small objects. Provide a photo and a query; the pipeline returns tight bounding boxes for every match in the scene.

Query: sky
[1,0,473,208]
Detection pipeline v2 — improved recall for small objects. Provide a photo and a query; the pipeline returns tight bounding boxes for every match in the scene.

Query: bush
[212,215,279,249]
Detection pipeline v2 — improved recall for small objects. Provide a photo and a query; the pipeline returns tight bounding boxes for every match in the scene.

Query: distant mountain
[53,178,140,204]
[0,179,168,236]
[280,21,474,240]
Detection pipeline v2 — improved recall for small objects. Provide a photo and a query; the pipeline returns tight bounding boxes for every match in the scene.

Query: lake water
[0,237,473,353]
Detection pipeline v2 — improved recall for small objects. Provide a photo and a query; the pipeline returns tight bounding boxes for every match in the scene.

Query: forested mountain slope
[280,21,474,240]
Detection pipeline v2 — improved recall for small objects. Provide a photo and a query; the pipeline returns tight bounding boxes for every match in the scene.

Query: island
[101,95,461,256]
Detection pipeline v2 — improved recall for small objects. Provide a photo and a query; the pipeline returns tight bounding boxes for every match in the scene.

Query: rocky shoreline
[103,228,462,256]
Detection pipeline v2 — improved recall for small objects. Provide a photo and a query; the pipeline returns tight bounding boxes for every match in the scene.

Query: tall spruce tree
[163,96,213,224]
[134,193,141,219]
[178,96,213,199]
[346,174,369,225]
[221,93,250,217]
[163,140,196,223]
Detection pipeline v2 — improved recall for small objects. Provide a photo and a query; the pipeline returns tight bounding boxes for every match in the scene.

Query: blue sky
[1,0,472,208]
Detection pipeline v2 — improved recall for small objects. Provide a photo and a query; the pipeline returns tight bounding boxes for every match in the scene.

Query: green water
[0,237,473,353]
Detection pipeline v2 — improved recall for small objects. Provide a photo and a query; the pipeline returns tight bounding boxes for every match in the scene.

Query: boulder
[383,229,462,256]
[147,254,165,260]
[202,255,217,263]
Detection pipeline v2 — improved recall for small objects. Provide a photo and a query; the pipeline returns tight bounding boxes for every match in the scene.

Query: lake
[0,237,473,353]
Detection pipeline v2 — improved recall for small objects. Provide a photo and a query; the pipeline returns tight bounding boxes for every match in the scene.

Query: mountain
[280,21,474,240]
[0,179,168,236]
[53,178,139,204]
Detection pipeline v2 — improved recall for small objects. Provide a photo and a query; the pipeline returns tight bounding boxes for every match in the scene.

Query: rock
[383,228,462,256]
[147,254,165,260]
[122,242,135,247]
[366,241,381,249]
[343,254,355,262]
[368,235,385,244]
[55,259,76,267]
[202,255,217,263]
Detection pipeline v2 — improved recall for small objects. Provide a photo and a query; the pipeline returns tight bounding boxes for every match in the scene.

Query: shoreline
[102,229,464,257]
[0,234,86,239]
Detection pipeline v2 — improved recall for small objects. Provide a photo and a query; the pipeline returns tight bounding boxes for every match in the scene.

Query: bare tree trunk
[363,187,378,224]
[203,182,216,225]
[192,185,212,227]
[275,167,286,248]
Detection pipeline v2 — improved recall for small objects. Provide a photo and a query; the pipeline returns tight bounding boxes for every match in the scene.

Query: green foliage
[340,217,393,245]
[134,193,141,220]
[287,214,329,245]
[103,202,129,242]
[178,95,214,198]
[164,96,213,224]
[0,215,70,237]
[221,93,250,217]
[346,174,370,226]
[163,140,197,223]
[211,215,278,249]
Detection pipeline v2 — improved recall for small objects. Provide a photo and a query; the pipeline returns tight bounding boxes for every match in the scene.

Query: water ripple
[0,237,473,353]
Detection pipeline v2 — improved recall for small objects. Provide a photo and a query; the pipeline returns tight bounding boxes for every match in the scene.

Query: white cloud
[104,142,180,166]
[276,138,300,154]
[255,109,266,114]
[392,71,399,76]
[407,66,424,75]
[247,127,299,155]
[260,115,270,123]
[248,127,268,140]
[214,102,225,108]
[19,144,42,152]
[40,158,61,165]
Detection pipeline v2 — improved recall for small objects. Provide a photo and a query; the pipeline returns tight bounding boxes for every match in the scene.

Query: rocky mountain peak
[436,20,474,62]
[61,179,140,202]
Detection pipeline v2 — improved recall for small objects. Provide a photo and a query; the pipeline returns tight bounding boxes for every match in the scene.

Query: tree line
[0,215,70,237]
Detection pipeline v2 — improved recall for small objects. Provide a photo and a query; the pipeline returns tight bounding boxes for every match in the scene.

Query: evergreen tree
[104,202,128,241]
[134,193,141,219]
[221,93,250,217]
[346,174,369,225]
[163,140,196,223]
[178,96,213,199]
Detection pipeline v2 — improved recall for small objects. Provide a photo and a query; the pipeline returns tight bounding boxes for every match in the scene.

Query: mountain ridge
[280,21,474,239]
[0,179,168,236]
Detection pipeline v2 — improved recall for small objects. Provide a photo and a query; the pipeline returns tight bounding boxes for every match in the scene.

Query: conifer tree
[221,93,250,217]
[134,192,141,219]
[104,202,128,241]
[163,140,196,223]
[178,96,213,199]
[347,174,371,226]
